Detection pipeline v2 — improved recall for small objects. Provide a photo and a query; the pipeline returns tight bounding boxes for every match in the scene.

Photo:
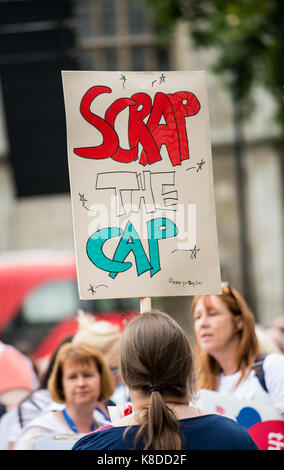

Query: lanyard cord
[62,408,96,433]
[95,406,111,422]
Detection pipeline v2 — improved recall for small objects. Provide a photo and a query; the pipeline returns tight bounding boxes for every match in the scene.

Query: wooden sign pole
[140,297,151,314]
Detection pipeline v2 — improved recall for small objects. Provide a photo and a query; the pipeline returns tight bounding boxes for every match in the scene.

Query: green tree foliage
[141,0,284,128]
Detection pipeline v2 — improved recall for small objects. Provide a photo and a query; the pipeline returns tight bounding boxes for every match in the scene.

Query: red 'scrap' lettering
[74,85,200,167]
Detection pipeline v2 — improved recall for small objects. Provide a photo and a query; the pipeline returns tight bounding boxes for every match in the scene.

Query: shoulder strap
[18,395,41,428]
[0,404,6,418]
[253,353,268,393]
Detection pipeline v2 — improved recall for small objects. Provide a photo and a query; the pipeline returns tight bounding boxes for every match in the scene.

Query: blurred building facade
[0,0,283,331]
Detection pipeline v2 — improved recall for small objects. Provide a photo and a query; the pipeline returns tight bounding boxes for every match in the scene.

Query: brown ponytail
[120,311,195,450]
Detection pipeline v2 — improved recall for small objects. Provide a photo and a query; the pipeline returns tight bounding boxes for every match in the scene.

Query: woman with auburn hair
[192,282,284,416]
[73,311,258,450]
[15,343,115,450]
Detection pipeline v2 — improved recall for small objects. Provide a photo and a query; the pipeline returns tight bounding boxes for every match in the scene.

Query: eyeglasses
[221,281,242,315]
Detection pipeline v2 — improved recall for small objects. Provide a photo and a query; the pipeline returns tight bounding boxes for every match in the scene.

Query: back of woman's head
[120,310,195,450]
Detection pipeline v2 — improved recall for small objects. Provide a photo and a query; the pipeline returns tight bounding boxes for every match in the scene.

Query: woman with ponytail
[73,311,258,450]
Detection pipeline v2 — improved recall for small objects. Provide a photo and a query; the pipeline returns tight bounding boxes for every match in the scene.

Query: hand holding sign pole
[62,71,221,304]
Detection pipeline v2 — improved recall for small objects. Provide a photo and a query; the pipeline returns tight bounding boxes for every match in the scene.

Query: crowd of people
[0,312,130,450]
[0,283,283,450]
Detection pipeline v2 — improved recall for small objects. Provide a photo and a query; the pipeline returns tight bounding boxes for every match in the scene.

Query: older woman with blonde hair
[15,342,115,450]
[192,282,284,416]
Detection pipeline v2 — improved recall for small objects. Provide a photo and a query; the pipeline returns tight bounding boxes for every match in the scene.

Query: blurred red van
[0,250,139,369]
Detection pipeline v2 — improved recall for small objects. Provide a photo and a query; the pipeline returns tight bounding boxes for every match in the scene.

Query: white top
[0,411,14,450]
[110,383,130,405]
[217,353,284,413]
[14,404,112,450]
[14,411,71,450]
[0,389,62,450]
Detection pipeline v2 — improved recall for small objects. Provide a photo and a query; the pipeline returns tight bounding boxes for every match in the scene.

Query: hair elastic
[149,384,161,393]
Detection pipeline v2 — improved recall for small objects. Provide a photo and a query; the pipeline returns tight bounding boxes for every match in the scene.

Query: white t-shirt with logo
[217,353,284,414]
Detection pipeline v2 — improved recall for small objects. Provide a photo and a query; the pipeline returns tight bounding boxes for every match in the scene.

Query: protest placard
[194,389,284,450]
[194,389,283,423]
[62,71,221,300]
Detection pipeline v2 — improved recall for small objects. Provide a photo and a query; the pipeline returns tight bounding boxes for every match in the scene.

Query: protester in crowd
[72,310,130,405]
[265,316,284,354]
[0,341,39,414]
[191,282,284,417]
[0,336,73,450]
[73,311,259,450]
[14,342,115,450]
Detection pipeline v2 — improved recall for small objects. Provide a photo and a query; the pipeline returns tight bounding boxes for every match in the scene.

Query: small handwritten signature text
[169,278,202,287]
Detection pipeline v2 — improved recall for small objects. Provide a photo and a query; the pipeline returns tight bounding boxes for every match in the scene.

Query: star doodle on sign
[88,284,96,295]
[159,73,166,84]
[196,158,206,172]
[120,73,127,89]
[189,245,200,260]
[79,193,88,206]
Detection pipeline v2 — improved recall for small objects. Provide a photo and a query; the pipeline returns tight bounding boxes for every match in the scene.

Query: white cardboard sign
[62,71,221,300]
[194,388,283,423]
